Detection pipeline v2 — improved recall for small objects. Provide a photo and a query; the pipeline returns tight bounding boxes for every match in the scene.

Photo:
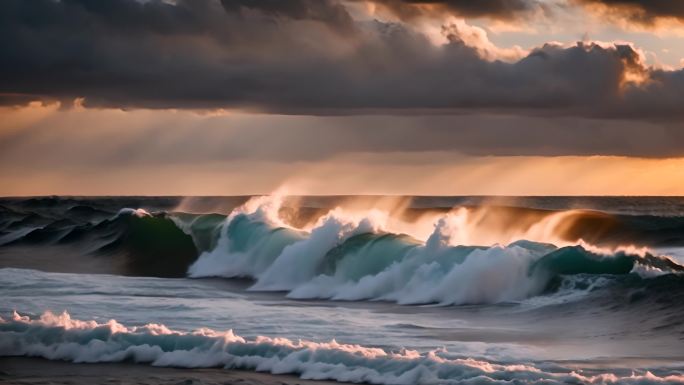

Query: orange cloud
[576,0,684,35]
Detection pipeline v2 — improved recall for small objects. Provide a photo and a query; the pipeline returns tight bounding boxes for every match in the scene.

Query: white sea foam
[187,196,684,306]
[2,311,682,385]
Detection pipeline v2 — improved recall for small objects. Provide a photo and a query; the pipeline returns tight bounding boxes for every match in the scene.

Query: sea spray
[188,196,684,305]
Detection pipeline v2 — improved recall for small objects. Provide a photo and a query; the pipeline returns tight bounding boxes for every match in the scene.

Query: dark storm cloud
[219,0,355,29]
[368,0,544,21]
[576,0,684,24]
[220,0,542,22]
[1,0,684,118]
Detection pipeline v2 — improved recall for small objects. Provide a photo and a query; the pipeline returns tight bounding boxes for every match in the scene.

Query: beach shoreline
[0,356,341,385]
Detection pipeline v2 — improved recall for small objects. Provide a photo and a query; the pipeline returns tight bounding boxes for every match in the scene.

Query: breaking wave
[2,195,684,304]
[2,311,682,385]
[188,196,684,306]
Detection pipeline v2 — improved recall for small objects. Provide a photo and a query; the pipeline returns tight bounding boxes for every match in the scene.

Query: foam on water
[2,311,683,385]
[3,196,684,383]
[188,196,684,306]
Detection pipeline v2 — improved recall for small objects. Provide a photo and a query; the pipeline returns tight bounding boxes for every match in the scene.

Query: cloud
[2,104,684,167]
[2,104,684,195]
[363,0,546,21]
[576,0,684,25]
[220,0,546,22]
[219,0,356,31]
[1,0,684,118]
[440,20,528,61]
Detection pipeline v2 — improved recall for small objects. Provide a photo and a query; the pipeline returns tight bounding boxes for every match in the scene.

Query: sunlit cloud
[2,0,684,196]
[574,0,684,36]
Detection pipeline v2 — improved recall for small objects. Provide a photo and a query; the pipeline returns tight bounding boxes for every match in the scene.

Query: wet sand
[0,357,340,385]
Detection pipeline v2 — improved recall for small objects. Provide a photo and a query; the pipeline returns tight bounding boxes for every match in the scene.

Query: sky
[1,0,684,196]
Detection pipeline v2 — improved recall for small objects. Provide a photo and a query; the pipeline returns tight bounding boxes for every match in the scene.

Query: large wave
[2,195,684,303]
[2,311,682,385]
[188,196,684,306]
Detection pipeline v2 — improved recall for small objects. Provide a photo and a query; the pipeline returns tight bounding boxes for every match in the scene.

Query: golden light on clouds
[1,104,683,196]
[576,0,684,37]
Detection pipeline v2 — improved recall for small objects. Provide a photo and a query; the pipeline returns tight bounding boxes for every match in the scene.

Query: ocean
[1,195,683,384]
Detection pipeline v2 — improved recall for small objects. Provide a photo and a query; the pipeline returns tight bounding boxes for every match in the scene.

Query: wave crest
[188,196,684,305]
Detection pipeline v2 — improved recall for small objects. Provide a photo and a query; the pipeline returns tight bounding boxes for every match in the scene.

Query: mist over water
[1,195,684,384]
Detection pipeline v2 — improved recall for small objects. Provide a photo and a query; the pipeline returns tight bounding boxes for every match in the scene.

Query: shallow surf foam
[2,311,682,385]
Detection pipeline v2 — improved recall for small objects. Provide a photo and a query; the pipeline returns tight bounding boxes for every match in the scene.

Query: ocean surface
[1,195,684,384]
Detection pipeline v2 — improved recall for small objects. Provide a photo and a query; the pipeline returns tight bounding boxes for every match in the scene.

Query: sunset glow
[3,3,684,384]
[1,101,683,196]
